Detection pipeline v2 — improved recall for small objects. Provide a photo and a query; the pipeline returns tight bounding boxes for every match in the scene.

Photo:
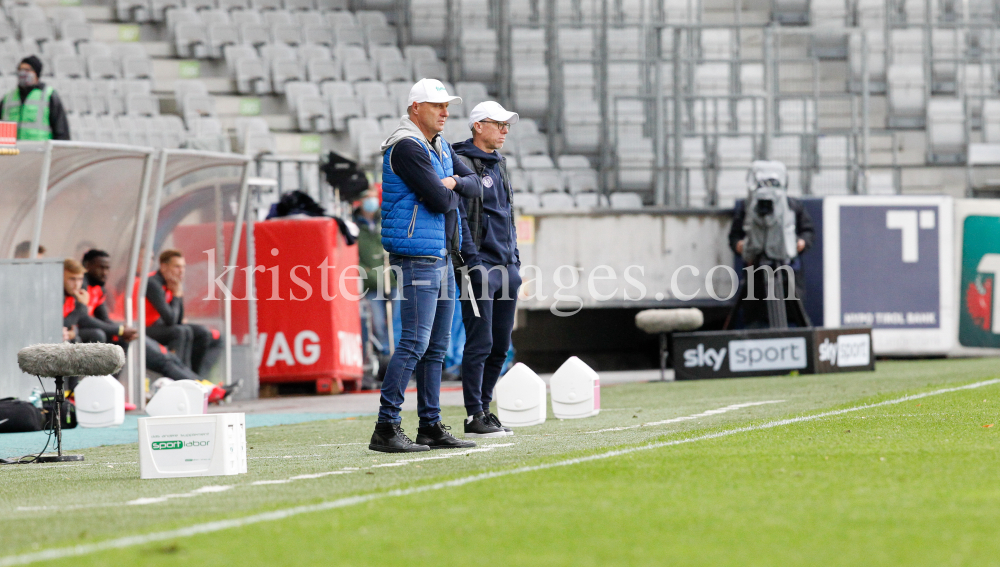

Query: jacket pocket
[406,205,418,237]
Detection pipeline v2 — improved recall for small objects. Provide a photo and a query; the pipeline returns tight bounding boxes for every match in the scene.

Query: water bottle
[28,387,43,409]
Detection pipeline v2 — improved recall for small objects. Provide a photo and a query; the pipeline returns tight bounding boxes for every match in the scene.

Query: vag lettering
[683,344,727,371]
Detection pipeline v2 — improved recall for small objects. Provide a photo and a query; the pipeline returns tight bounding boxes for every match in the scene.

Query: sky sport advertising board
[671,328,874,380]
[823,196,955,355]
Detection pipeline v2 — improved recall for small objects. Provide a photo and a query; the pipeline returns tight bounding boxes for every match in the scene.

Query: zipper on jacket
[407,205,418,237]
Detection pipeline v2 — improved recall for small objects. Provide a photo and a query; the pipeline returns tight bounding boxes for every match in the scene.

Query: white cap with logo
[407,78,462,107]
[468,101,519,130]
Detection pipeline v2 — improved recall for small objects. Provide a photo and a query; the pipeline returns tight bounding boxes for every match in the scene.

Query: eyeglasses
[482,120,511,132]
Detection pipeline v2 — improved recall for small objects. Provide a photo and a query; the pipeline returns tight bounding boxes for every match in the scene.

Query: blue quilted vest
[381,136,454,258]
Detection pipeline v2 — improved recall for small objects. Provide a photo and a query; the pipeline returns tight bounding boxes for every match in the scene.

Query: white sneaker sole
[464,431,508,438]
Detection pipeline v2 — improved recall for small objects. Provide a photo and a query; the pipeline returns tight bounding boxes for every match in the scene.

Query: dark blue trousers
[459,264,521,415]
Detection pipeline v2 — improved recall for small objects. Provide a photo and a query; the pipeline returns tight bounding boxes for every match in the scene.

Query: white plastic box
[145,380,209,417]
[74,375,125,428]
[495,363,547,427]
[550,356,601,419]
[138,413,247,479]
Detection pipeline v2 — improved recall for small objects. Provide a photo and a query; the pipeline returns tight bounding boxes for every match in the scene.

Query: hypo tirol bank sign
[823,196,955,355]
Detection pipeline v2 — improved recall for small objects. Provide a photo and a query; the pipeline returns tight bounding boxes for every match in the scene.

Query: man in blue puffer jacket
[370,78,481,453]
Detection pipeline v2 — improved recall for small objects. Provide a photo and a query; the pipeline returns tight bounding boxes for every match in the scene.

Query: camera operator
[727,161,815,328]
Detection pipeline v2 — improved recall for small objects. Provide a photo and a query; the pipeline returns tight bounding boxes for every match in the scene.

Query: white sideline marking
[4,378,997,566]
[370,444,515,468]
[587,400,786,433]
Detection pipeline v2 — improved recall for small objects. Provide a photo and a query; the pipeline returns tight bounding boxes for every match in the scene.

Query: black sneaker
[416,422,476,449]
[369,423,431,453]
[484,410,513,436]
[464,411,506,438]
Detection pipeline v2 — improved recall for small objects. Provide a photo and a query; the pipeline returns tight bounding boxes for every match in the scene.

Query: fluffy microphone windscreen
[634,308,705,334]
[18,343,126,377]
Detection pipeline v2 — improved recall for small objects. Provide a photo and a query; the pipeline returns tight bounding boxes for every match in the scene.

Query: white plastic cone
[75,375,125,428]
[550,356,600,419]
[145,380,209,417]
[495,362,546,427]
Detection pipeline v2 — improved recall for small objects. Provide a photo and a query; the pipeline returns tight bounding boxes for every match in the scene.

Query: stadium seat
[409,0,447,45]
[238,22,269,48]
[609,192,643,209]
[251,0,283,11]
[271,55,304,93]
[58,20,92,47]
[983,100,1000,144]
[540,192,576,211]
[363,95,396,120]
[126,93,160,116]
[186,0,218,11]
[514,192,541,211]
[848,30,886,91]
[174,22,209,58]
[331,93,362,130]
[151,0,183,22]
[182,93,217,125]
[307,58,341,84]
[53,54,86,79]
[343,59,376,83]
[887,64,927,128]
[235,55,271,94]
[778,99,816,133]
[219,0,251,10]
[926,98,966,163]
[87,55,121,80]
[235,116,277,155]
[573,191,607,208]
[271,22,302,46]
[116,0,152,23]
[303,25,335,47]
[365,26,398,50]
[231,10,260,25]
[207,23,239,58]
[285,0,316,11]
[460,27,497,83]
[187,116,231,151]
[565,169,599,194]
[529,169,564,193]
[297,94,333,131]
[508,168,529,193]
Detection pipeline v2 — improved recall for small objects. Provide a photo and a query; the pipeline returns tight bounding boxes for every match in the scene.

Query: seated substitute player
[145,249,222,377]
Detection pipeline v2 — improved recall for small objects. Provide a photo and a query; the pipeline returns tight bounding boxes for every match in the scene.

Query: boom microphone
[18,343,126,378]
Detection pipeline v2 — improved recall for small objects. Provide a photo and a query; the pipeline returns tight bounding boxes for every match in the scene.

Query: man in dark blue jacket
[370,79,481,453]
[453,101,522,438]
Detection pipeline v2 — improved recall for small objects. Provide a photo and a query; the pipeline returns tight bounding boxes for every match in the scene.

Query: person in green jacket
[0,56,70,141]
[354,187,398,360]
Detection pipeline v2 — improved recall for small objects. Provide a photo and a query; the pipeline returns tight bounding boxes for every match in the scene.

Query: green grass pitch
[2,357,1000,566]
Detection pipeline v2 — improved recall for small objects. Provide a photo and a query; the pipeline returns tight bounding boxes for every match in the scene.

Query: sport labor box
[138,413,247,479]
[671,327,874,380]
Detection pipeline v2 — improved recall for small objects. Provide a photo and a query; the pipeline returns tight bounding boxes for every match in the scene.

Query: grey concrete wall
[0,260,64,399]
[515,210,734,312]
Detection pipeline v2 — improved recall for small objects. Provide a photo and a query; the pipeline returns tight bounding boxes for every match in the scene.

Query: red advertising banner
[172,218,362,392]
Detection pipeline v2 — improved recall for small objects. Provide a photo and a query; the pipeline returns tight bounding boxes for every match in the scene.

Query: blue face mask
[362,197,379,213]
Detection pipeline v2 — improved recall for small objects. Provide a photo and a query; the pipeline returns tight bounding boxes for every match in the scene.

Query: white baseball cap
[407,78,462,106]
[468,101,519,130]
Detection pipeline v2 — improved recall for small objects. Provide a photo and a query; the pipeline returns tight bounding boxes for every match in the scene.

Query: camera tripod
[723,261,811,330]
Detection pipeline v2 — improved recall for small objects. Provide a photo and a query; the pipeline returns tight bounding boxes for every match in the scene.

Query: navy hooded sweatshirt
[452,139,519,267]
